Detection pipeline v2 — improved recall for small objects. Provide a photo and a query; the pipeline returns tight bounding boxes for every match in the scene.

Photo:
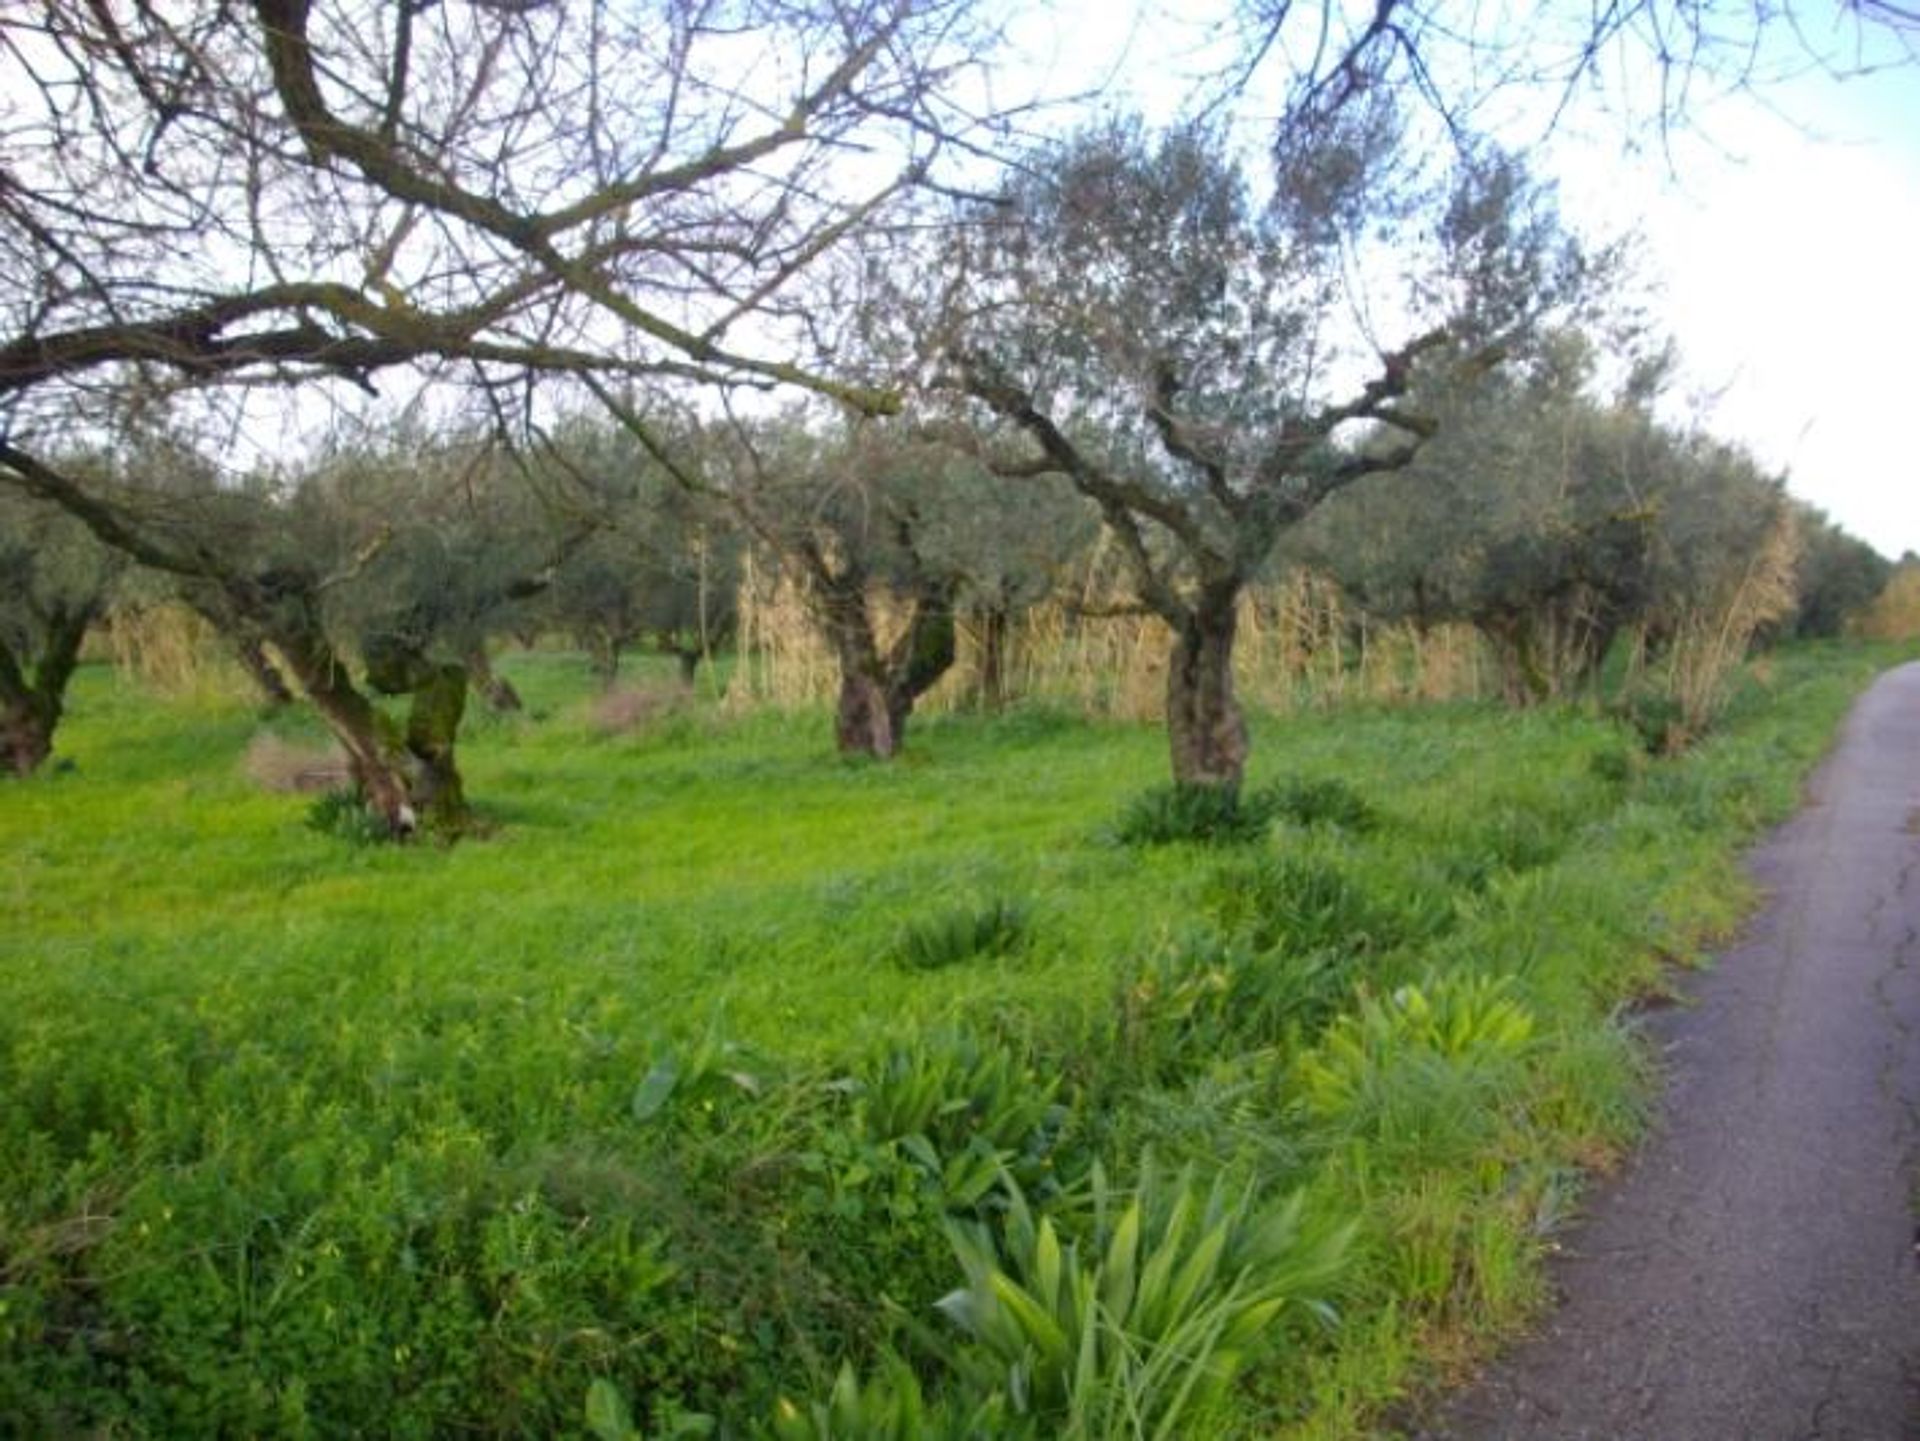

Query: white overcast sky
[997,3,1920,557]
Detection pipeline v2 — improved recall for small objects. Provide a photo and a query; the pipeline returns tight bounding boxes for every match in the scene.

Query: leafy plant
[1108,782,1279,846]
[1616,689,1690,757]
[771,1356,1025,1440]
[935,1160,1353,1438]
[303,784,393,844]
[1207,852,1451,958]
[892,898,1033,970]
[1117,930,1355,1081]
[1267,776,1379,833]
[1296,972,1536,1120]
[631,1018,774,1127]
[855,1028,1068,1200]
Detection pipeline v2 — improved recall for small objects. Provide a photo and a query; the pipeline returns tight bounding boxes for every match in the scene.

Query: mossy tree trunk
[266,615,417,832]
[365,637,471,836]
[0,603,93,778]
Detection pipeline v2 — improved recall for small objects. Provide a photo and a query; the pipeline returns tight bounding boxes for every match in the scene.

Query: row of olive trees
[2,2,1911,815]
[4,360,1889,807]
[1287,332,1870,707]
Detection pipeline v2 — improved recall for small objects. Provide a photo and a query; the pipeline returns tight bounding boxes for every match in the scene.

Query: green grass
[0,643,1903,1437]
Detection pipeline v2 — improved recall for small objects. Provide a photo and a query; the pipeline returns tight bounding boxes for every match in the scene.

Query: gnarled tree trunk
[233,634,296,709]
[884,582,957,742]
[1166,584,1249,795]
[817,578,958,760]
[272,624,417,832]
[465,643,521,713]
[822,587,898,758]
[0,604,96,778]
[365,637,471,836]
[585,631,622,689]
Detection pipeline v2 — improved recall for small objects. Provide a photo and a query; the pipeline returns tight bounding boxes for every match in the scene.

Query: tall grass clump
[891,897,1034,970]
[932,1161,1354,1438]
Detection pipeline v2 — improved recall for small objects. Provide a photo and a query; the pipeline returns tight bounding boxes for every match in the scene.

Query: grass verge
[0,644,1902,1436]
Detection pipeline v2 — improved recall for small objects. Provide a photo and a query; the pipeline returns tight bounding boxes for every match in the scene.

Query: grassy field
[0,644,1903,1437]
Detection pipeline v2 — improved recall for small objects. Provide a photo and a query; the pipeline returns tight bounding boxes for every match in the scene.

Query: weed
[935,1160,1353,1437]
[1116,930,1355,1081]
[1269,776,1380,833]
[891,898,1033,971]
[302,784,391,845]
[1108,781,1278,846]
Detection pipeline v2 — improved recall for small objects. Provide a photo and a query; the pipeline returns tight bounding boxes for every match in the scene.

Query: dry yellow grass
[727,549,1496,720]
[1855,563,1920,641]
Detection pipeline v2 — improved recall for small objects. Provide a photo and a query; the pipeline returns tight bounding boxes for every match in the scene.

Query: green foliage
[1615,688,1690,756]
[1116,930,1355,1082]
[891,897,1033,970]
[1266,776,1380,833]
[935,1161,1353,1437]
[0,644,1895,1437]
[1109,782,1278,846]
[302,784,391,845]
[1207,850,1452,959]
[771,1356,1026,1440]
[1296,973,1536,1121]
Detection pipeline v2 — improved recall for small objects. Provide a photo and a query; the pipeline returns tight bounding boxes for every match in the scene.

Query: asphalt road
[1416,662,1920,1441]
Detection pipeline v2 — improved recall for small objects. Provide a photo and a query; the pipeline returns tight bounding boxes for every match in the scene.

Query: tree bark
[465,643,522,712]
[1165,584,1249,794]
[822,587,899,759]
[0,605,94,778]
[233,634,296,708]
[364,637,472,836]
[401,662,470,831]
[884,582,957,742]
[270,623,417,833]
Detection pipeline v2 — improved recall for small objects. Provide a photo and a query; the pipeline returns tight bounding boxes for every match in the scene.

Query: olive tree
[0,0,999,828]
[0,487,121,776]
[537,424,743,690]
[930,117,1585,792]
